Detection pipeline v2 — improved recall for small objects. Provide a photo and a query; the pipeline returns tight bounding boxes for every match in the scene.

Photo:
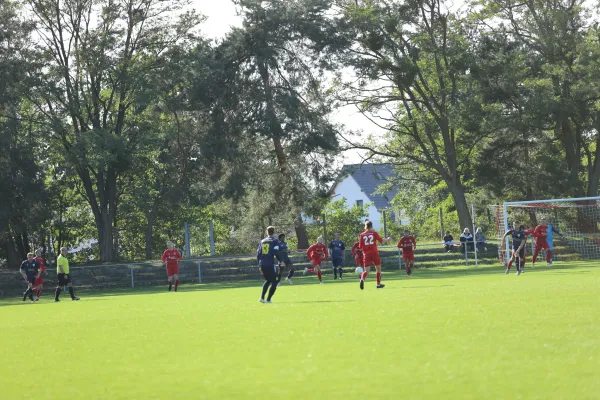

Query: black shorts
[26,276,36,285]
[332,257,343,267]
[57,273,72,286]
[512,248,526,258]
[261,265,278,283]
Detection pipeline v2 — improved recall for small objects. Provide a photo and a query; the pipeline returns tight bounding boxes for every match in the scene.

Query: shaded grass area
[0,261,598,400]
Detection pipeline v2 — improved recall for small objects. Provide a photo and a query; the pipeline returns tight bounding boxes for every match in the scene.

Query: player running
[397,230,417,275]
[305,237,327,284]
[20,253,40,303]
[358,220,390,289]
[328,233,345,279]
[501,222,528,275]
[257,226,282,303]
[161,241,182,292]
[33,249,47,301]
[351,240,364,274]
[277,233,296,285]
[531,220,564,265]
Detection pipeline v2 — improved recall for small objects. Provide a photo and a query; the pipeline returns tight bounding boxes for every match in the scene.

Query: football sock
[29,289,34,301]
[507,258,513,270]
[287,269,295,279]
[317,270,322,281]
[36,289,41,297]
[55,287,61,301]
[521,258,526,271]
[333,268,337,279]
[376,272,381,285]
[361,271,368,281]
[307,268,315,273]
[546,250,552,263]
[532,251,539,263]
[338,267,343,279]
[267,282,277,300]
[175,280,179,291]
[515,258,521,271]
[68,287,75,299]
[168,282,172,291]
[261,281,270,299]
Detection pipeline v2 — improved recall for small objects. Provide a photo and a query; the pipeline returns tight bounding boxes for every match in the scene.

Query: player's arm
[161,251,168,265]
[273,240,282,263]
[306,244,314,258]
[500,231,511,249]
[551,226,565,237]
[516,238,527,252]
[256,242,262,265]
[19,262,27,281]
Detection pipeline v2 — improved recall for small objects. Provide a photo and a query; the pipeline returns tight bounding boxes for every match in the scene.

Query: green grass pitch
[1,262,599,399]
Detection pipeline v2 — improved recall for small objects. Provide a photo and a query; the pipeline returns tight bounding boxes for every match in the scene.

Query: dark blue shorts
[26,276,36,285]
[332,258,343,267]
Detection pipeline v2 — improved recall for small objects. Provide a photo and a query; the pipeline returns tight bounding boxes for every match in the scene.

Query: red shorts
[310,258,324,267]
[535,241,550,251]
[402,252,415,261]
[34,276,44,286]
[354,256,364,267]
[363,252,381,267]
[166,264,179,276]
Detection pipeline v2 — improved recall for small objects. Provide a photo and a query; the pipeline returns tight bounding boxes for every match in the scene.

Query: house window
[356,200,363,207]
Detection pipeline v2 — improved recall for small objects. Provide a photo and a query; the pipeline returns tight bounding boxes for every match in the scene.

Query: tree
[330,0,490,230]
[25,0,204,261]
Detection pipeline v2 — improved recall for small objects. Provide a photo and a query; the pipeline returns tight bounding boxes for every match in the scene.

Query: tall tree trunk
[145,210,155,260]
[294,209,309,249]
[448,184,472,231]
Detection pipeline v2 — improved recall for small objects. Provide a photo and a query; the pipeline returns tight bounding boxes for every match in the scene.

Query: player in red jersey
[161,241,182,291]
[530,220,564,265]
[304,237,327,283]
[32,249,47,301]
[351,240,364,268]
[358,220,390,290]
[397,230,417,275]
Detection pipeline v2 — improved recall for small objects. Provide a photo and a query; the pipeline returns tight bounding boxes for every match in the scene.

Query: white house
[330,164,408,232]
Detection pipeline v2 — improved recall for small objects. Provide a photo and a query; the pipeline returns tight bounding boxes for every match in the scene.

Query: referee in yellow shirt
[55,247,80,302]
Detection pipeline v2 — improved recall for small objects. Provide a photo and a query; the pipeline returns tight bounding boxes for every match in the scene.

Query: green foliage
[306,199,370,246]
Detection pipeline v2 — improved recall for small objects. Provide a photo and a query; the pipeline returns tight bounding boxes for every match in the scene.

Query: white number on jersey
[363,234,374,245]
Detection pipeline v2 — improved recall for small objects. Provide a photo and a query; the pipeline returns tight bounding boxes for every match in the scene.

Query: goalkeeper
[531,220,564,265]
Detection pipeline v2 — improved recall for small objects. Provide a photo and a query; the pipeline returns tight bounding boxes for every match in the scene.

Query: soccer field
[1,262,599,400]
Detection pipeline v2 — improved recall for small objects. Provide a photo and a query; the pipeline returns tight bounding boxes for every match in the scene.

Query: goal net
[490,197,600,265]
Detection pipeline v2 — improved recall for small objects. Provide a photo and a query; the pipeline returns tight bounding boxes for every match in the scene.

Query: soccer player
[277,233,295,285]
[328,233,345,279]
[161,241,182,292]
[397,230,417,275]
[501,222,528,275]
[358,220,389,289]
[305,237,327,284]
[33,249,47,301]
[20,253,40,303]
[257,226,282,303]
[54,247,80,301]
[531,220,564,265]
[351,240,364,271]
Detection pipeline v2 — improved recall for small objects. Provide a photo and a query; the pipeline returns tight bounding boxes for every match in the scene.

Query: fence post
[472,203,478,267]
[197,260,202,283]
[398,248,402,270]
[130,264,134,288]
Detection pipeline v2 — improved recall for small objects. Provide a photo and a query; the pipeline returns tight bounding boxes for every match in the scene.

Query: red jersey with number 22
[359,230,383,254]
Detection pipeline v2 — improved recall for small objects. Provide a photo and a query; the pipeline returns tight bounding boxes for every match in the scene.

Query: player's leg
[23,280,34,302]
[338,259,343,280]
[542,242,552,264]
[167,274,173,291]
[266,272,278,301]
[260,270,272,302]
[532,244,542,264]
[519,248,526,273]
[316,262,323,283]
[173,273,180,291]
[66,275,79,300]
[285,263,295,284]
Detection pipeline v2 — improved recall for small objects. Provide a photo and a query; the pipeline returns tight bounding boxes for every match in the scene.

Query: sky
[194,0,384,165]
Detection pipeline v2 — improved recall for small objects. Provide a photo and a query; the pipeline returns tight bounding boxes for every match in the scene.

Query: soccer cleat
[516,269,521,276]
[72,297,80,301]
[303,267,308,275]
[22,293,27,302]
[30,300,35,303]
[35,297,39,301]
[54,299,60,302]
[505,268,510,274]
[259,298,266,303]
[320,281,324,284]
[377,284,385,289]
[285,278,293,285]
[266,300,272,304]
[547,260,553,265]
[360,280,364,290]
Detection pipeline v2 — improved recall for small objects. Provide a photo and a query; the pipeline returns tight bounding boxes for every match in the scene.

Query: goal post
[491,196,600,265]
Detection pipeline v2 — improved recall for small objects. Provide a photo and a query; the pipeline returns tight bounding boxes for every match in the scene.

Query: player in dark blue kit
[257,226,282,304]
[329,233,345,279]
[501,222,528,276]
[277,234,295,285]
[19,253,40,303]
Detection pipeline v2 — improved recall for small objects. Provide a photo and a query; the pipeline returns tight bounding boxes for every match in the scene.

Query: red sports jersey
[532,225,549,243]
[33,256,46,272]
[306,243,327,260]
[351,241,363,258]
[161,249,182,267]
[359,230,383,254]
[398,236,416,253]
